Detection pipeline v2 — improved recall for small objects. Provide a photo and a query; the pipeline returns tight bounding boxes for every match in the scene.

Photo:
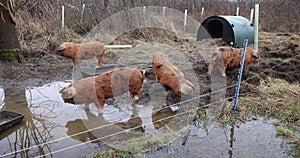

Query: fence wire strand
[1,52,299,158]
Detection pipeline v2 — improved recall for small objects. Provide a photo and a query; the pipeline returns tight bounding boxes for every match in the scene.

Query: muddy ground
[0,29,299,104]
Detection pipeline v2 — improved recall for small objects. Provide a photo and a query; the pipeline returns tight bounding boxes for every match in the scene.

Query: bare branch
[16,0,28,10]
[1,0,28,23]
[0,11,6,23]
[0,2,6,8]
[6,0,16,23]
[0,2,7,23]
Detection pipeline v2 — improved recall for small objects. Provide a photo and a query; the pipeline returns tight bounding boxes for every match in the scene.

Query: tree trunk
[0,0,24,62]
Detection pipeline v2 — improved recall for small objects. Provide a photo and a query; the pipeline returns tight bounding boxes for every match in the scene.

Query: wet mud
[0,29,299,157]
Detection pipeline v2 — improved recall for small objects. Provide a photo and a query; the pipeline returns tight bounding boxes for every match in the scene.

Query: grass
[276,125,294,138]
[94,132,175,157]
[12,0,299,58]
[220,77,300,124]
[216,77,300,157]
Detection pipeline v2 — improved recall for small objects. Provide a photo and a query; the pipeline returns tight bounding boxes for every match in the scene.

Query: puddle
[0,82,100,158]
[0,81,197,157]
[146,117,292,158]
[0,82,295,158]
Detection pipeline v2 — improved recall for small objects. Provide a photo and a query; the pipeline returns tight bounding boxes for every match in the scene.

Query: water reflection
[0,81,179,157]
[65,111,99,143]
[147,117,291,158]
[0,82,100,158]
[65,108,145,144]
[1,87,58,157]
[1,81,295,158]
[65,106,176,145]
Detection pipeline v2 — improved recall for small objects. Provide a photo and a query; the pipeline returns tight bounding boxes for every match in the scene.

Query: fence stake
[233,39,248,114]
[105,45,133,49]
[254,4,259,51]
[201,7,204,19]
[62,5,65,31]
[250,8,254,23]
[80,4,85,23]
[236,7,239,16]
[184,9,187,33]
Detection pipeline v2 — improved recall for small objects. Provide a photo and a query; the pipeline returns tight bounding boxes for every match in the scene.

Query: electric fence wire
[1,53,299,158]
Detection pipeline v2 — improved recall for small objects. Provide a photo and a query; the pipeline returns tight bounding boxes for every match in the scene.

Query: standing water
[0,82,294,157]
[0,82,100,158]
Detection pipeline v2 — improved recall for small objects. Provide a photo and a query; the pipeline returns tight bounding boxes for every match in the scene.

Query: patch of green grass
[197,107,213,121]
[94,149,132,158]
[0,48,20,52]
[0,53,19,62]
[117,133,173,152]
[219,77,300,137]
[295,140,300,157]
[276,125,294,138]
[219,112,236,125]
[242,78,299,123]
[217,77,300,157]
[94,132,175,157]
[269,89,281,95]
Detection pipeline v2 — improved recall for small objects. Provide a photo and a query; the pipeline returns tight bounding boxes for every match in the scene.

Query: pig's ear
[184,80,194,90]
[180,82,194,95]
[57,44,66,51]
[68,87,76,97]
[252,50,259,58]
[212,52,218,61]
[63,87,76,98]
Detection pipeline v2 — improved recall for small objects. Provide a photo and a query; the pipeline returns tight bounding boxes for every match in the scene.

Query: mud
[0,29,299,102]
[0,28,299,157]
[0,52,72,88]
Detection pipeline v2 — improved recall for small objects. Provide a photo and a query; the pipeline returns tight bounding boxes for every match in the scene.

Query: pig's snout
[56,44,66,55]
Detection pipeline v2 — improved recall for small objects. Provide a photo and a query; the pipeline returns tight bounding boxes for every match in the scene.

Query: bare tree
[0,0,26,62]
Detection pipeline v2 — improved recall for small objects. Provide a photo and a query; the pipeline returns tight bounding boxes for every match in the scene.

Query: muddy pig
[207,47,259,77]
[60,67,145,114]
[56,41,105,68]
[152,52,194,96]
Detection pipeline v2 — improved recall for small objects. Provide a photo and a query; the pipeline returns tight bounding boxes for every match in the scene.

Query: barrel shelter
[197,15,254,47]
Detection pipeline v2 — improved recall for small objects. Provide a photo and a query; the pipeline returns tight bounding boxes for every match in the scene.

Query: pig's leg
[131,96,139,116]
[207,59,215,77]
[74,58,82,69]
[97,59,102,67]
[154,74,159,83]
[84,103,90,110]
[214,58,226,77]
[220,65,227,77]
[131,88,143,106]
[97,55,103,67]
[95,98,105,114]
[130,88,143,116]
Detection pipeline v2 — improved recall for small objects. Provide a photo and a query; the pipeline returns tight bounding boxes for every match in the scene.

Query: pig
[56,41,105,68]
[207,47,259,77]
[152,52,194,96]
[60,67,145,114]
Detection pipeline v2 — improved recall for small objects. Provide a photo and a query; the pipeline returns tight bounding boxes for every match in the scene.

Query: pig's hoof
[98,109,104,114]
[83,105,90,110]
